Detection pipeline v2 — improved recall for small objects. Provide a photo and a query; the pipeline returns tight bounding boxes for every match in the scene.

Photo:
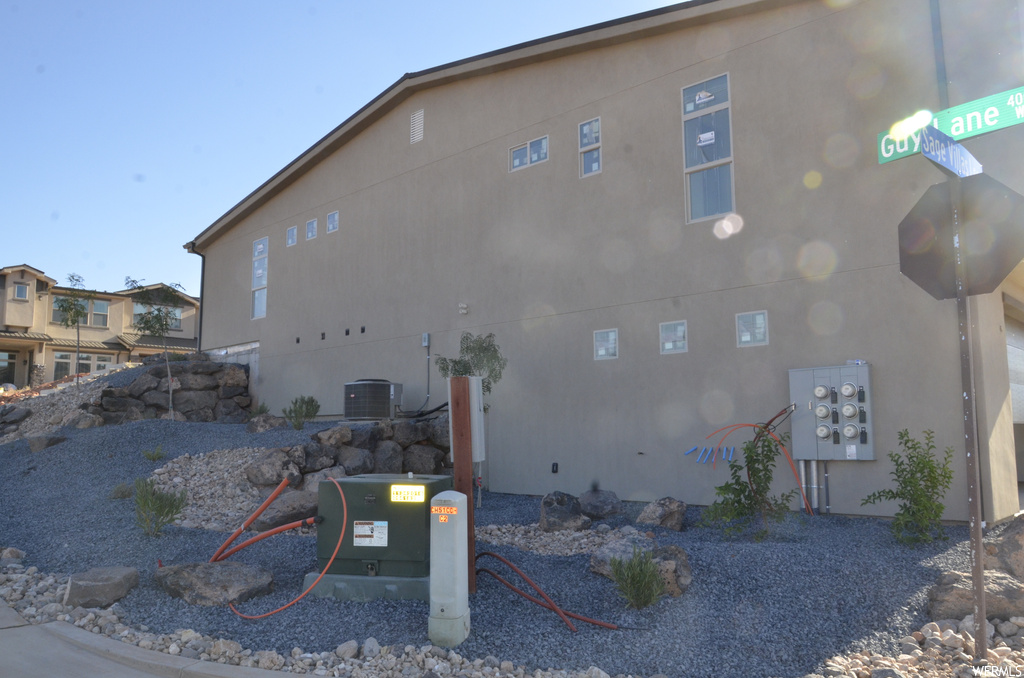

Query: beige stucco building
[186,0,1024,522]
[0,264,199,388]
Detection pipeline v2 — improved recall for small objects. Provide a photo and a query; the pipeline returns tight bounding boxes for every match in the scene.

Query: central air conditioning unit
[344,379,403,419]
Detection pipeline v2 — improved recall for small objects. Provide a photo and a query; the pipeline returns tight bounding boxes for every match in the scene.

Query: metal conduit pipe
[810,461,819,514]
[798,460,807,512]
[824,460,831,515]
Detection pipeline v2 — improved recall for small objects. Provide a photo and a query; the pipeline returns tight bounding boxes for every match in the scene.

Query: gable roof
[185,0,790,253]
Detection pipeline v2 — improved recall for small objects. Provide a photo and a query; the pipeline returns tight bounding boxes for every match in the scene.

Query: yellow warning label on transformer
[390,485,425,502]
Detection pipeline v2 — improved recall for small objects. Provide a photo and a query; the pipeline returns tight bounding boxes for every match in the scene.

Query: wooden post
[448,376,477,593]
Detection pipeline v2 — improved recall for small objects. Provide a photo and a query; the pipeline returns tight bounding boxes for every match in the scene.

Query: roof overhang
[185,0,797,254]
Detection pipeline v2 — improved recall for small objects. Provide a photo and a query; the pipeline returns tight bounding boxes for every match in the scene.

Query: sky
[1,0,684,297]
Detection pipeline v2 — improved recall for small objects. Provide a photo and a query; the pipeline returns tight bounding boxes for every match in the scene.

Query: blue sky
[1,1,682,297]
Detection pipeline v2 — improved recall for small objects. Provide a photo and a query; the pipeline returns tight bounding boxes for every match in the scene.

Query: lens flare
[890,110,933,141]
[797,241,838,279]
[712,213,744,239]
[807,300,844,336]
[804,171,823,189]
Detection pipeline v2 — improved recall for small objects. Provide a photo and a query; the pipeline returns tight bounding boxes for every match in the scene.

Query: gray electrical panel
[788,363,874,461]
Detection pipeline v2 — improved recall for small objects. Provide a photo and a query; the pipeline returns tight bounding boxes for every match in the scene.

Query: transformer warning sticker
[353,521,388,547]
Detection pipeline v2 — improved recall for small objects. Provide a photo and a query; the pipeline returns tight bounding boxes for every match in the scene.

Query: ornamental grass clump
[862,429,954,545]
[141,444,165,461]
[283,395,320,429]
[134,478,186,537]
[609,545,664,609]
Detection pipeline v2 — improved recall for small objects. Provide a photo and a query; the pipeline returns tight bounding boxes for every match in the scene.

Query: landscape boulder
[637,496,688,531]
[929,570,1024,620]
[986,513,1024,580]
[154,561,273,606]
[302,466,348,493]
[403,444,443,475]
[579,489,622,519]
[63,566,139,608]
[1,407,31,425]
[429,414,450,449]
[244,448,302,488]
[314,425,353,448]
[251,490,319,531]
[27,435,65,453]
[392,420,428,448]
[373,440,404,474]
[247,413,287,433]
[539,491,592,532]
[337,445,375,476]
[299,443,337,473]
[589,535,692,597]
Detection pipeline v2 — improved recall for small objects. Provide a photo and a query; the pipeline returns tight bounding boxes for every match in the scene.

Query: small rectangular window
[95,355,113,371]
[286,226,297,247]
[327,211,339,233]
[660,321,688,354]
[253,238,268,259]
[13,284,28,300]
[252,289,267,319]
[509,136,549,171]
[92,300,109,327]
[594,328,618,360]
[579,118,601,177]
[306,219,317,240]
[252,259,267,289]
[736,310,768,347]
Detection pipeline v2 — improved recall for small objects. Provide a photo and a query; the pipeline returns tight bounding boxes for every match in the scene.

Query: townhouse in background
[185,0,1024,521]
[0,265,199,388]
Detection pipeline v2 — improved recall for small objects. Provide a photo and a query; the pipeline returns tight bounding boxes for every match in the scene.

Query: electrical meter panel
[788,363,874,461]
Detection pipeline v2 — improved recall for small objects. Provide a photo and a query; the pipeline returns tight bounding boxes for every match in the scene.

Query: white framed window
[53,352,72,380]
[660,320,688,354]
[133,303,181,331]
[594,328,618,360]
[736,310,768,347]
[13,283,28,300]
[95,354,113,371]
[91,300,109,327]
[510,136,549,171]
[252,236,268,320]
[306,218,317,240]
[683,74,734,222]
[579,118,601,177]
[327,211,339,233]
[286,226,297,247]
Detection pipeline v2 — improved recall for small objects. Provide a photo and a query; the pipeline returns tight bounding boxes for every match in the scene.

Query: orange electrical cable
[476,567,618,630]
[476,552,577,632]
[227,477,348,620]
[213,517,319,562]
[210,477,291,563]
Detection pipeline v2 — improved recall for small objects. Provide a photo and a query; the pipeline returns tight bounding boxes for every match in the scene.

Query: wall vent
[344,379,403,419]
[410,109,424,144]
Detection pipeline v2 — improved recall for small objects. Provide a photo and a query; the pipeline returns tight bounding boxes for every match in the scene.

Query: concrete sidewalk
[0,604,270,678]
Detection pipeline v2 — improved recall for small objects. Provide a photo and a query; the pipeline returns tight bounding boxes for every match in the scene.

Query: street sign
[919,125,982,178]
[898,173,1024,299]
[878,84,1024,164]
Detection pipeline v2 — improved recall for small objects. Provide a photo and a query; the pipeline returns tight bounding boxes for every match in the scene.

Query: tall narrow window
[252,237,268,319]
[683,74,734,221]
[327,211,339,233]
[579,118,601,177]
[91,300,109,327]
[306,218,317,240]
[286,226,297,247]
[411,109,424,144]
[594,328,618,360]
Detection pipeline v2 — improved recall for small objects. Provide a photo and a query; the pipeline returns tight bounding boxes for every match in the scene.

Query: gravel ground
[0,380,974,678]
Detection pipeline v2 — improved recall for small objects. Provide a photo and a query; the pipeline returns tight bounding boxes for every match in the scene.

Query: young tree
[124,277,187,419]
[54,273,94,391]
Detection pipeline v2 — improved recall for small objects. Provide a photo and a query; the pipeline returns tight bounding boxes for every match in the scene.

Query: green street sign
[877,84,1024,164]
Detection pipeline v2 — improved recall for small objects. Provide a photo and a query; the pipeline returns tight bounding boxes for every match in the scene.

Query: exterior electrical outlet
[788,363,874,461]
[317,474,453,577]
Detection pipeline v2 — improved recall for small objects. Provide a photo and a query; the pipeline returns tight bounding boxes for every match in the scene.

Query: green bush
[609,545,664,609]
[701,431,796,540]
[142,444,165,462]
[247,400,270,420]
[282,395,320,430]
[134,478,186,537]
[435,332,508,397]
[108,482,133,500]
[862,429,954,545]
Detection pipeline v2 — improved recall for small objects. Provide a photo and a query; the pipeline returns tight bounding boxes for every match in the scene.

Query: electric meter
[840,382,857,398]
[813,385,830,399]
[841,402,859,419]
[816,424,833,440]
[843,423,860,439]
[814,403,832,419]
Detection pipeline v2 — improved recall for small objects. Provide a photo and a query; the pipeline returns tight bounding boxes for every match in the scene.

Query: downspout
[183,241,206,354]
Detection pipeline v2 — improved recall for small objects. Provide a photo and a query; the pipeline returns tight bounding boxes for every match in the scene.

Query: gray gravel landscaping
[0,374,973,677]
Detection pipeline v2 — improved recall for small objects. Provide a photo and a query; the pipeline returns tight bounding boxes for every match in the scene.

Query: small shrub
[166,352,189,362]
[142,445,165,462]
[283,395,320,430]
[701,431,796,540]
[609,545,664,609]
[862,429,954,545]
[435,332,508,406]
[109,482,133,500]
[247,400,270,421]
[134,478,186,537]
